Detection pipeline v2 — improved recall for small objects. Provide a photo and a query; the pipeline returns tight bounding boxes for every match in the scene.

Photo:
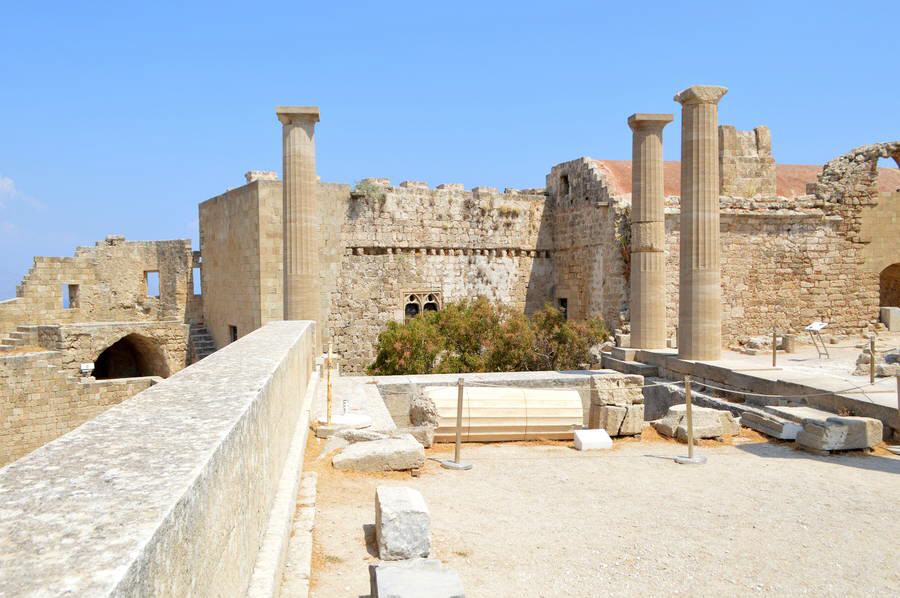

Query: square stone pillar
[627,113,673,349]
[276,106,321,351]
[674,86,727,360]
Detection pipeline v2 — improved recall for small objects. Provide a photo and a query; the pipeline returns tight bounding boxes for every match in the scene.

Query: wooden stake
[870,337,876,385]
[685,375,694,459]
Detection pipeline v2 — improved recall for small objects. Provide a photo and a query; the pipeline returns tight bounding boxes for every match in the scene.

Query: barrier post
[326,342,333,424]
[441,378,473,470]
[675,375,707,464]
[870,337,876,385]
[772,327,777,367]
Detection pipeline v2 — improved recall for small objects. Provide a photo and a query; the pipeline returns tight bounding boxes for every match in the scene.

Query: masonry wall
[0,351,156,465]
[859,191,900,279]
[0,321,316,596]
[0,236,197,339]
[327,181,554,372]
[546,159,629,327]
[659,197,879,344]
[200,183,266,348]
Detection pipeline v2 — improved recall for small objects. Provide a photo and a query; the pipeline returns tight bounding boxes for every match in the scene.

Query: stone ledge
[0,320,316,597]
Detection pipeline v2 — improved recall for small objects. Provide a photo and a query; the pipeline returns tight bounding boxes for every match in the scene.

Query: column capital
[673,86,728,106]
[276,106,320,125]
[627,113,674,131]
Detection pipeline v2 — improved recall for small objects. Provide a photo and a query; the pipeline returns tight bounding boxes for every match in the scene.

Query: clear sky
[1,1,898,298]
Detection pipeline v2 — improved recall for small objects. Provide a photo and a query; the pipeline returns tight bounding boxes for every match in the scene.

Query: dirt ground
[306,433,900,597]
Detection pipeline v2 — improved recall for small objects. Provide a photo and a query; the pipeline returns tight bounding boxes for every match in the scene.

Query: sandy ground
[306,435,900,597]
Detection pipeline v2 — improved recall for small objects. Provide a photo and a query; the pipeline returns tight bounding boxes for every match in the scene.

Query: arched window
[404,291,442,319]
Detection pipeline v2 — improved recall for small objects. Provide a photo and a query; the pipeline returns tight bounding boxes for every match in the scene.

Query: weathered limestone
[674,85,728,361]
[376,486,431,561]
[370,559,465,598]
[276,106,322,351]
[652,404,740,441]
[588,374,644,436]
[627,113,673,349]
[741,411,802,440]
[332,434,425,471]
[796,416,883,452]
[881,307,900,332]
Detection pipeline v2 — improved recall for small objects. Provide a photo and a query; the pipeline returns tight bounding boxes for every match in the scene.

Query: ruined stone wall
[0,236,197,339]
[327,181,553,372]
[546,159,629,327]
[859,191,900,280]
[719,125,776,197]
[659,196,879,344]
[0,351,157,466]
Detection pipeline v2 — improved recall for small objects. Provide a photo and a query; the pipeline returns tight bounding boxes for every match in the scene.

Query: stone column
[276,106,321,349]
[627,113,673,349]
[674,86,727,361]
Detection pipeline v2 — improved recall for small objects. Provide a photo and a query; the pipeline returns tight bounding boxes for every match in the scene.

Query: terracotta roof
[592,159,900,198]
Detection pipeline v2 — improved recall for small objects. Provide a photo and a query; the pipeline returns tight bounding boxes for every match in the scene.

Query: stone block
[880,307,900,332]
[597,405,626,434]
[405,425,435,448]
[741,411,802,440]
[619,404,644,436]
[574,428,613,450]
[796,416,883,452]
[335,428,389,443]
[652,404,741,441]
[332,434,425,472]
[590,374,644,407]
[376,486,431,561]
[370,559,465,598]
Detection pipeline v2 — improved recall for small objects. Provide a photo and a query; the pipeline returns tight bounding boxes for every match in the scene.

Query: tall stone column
[674,86,727,361]
[627,113,673,349]
[276,106,321,350]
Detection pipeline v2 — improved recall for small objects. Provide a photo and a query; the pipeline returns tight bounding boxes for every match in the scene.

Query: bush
[367,297,609,375]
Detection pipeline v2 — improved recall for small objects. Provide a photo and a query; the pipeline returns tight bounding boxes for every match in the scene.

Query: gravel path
[307,437,900,597]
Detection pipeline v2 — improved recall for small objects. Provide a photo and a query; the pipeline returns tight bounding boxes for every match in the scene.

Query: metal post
[441,378,473,470]
[675,374,706,464]
[326,343,333,424]
[870,337,876,385]
[772,327,777,368]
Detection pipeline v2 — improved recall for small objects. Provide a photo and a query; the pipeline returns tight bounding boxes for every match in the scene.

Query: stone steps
[600,353,659,377]
[188,323,217,363]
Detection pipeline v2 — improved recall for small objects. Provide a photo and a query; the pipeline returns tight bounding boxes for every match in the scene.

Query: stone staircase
[189,323,216,364]
[0,325,41,353]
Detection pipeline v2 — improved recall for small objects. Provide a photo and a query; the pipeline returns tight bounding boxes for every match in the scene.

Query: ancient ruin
[1,85,899,597]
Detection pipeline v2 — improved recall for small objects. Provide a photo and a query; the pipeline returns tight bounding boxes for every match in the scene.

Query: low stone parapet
[0,320,316,597]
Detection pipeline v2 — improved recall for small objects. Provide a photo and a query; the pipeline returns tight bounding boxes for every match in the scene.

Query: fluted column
[276,106,321,350]
[628,113,673,349]
[674,86,727,360]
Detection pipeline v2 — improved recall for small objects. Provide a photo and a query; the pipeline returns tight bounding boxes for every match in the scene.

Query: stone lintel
[627,113,674,130]
[276,105,321,125]
[673,85,728,105]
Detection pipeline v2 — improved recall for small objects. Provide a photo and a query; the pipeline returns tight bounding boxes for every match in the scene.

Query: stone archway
[881,264,900,307]
[93,333,170,379]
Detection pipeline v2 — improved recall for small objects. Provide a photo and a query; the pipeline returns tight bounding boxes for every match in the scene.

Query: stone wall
[719,125,776,197]
[660,197,879,344]
[0,320,316,596]
[0,350,156,466]
[326,180,553,372]
[546,159,628,327]
[0,236,199,339]
[859,191,900,280]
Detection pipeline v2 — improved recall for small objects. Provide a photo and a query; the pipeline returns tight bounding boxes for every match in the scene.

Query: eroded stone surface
[370,559,465,598]
[652,404,741,441]
[332,434,425,472]
[796,416,883,452]
[376,486,431,561]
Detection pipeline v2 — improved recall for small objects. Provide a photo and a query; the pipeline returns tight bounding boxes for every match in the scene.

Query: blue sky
[1,1,898,298]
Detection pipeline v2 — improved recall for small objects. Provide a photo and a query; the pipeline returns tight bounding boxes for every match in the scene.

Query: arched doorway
[880,264,900,307]
[93,334,170,379]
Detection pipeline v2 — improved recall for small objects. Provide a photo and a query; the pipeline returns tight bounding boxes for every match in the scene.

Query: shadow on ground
[734,441,900,474]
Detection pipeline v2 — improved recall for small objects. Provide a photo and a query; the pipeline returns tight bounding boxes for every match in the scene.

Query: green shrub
[367,297,609,375]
